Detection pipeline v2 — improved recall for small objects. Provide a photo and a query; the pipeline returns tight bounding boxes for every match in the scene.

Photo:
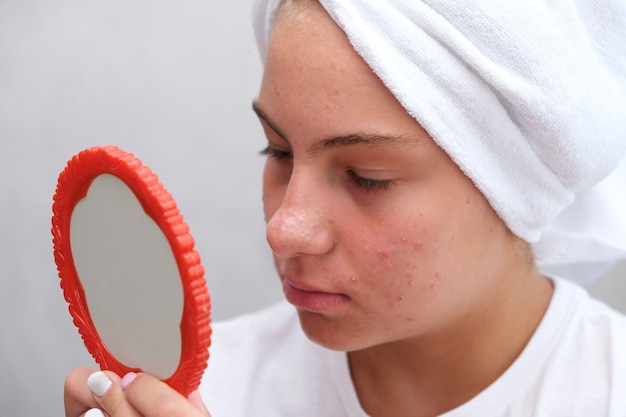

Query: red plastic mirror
[51,145,211,396]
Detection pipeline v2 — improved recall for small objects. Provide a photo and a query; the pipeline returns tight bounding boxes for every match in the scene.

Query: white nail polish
[87,371,112,397]
[85,408,105,417]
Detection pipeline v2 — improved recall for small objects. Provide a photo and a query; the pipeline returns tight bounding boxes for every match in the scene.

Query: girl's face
[256,3,524,351]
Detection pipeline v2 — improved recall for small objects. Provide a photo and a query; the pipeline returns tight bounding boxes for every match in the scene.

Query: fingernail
[87,371,112,397]
[121,372,138,390]
[85,408,105,417]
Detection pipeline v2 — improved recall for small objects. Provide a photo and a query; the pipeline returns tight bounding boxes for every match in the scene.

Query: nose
[265,172,335,259]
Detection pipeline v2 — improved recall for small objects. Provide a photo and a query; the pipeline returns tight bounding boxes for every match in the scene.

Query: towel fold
[253,0,626,284]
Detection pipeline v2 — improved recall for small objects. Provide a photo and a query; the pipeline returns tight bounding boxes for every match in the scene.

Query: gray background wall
[0,1,624,416]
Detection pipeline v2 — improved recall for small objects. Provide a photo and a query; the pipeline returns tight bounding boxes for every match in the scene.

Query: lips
[282,277,350,313]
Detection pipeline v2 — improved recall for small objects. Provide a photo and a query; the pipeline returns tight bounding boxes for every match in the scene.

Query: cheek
[346,206,467,319]
[354,232,442,300]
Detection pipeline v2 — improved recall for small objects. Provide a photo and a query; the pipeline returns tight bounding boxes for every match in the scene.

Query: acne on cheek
[391,273,443,322]
[387,236,426,280]
[399,235,423,246]
[376,249,391,261]
[429,272,442,290]
[375,238,445,321]
[367,236,437,296]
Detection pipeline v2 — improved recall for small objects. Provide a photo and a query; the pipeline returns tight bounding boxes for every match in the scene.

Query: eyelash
[347,170,395,191]
[259,146,292,160]
[260,145,395,191]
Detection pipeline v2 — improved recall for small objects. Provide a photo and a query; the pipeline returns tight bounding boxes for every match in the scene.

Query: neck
[348,269,553,417]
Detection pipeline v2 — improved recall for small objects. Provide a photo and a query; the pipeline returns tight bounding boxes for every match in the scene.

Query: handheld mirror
[51,145,211,396]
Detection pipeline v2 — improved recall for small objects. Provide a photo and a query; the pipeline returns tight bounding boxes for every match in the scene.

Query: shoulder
[518,278,626,415]
[554,277,626,342]
[448,278,626,417]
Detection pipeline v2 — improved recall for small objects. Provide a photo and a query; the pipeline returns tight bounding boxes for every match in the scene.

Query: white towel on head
[252,0,626,284]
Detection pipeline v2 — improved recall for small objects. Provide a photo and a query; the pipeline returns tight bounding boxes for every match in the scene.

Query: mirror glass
[52,146,211,396]
[71,174,183,379]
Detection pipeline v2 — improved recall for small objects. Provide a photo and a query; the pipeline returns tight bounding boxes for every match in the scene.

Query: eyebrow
[252,100,420,154]
[252,101,289,142]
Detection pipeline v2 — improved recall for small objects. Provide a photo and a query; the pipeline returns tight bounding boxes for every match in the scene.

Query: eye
[259,145,292,161]
[347,170,395,191]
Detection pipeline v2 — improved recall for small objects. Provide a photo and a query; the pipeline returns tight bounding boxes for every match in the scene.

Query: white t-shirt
[199,278,626,416]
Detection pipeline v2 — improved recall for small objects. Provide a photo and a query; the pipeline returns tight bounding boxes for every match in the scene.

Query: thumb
[123,373,211,417]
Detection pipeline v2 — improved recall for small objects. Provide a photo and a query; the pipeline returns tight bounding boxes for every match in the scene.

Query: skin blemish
[400,236,424,251]
[395,313,414,322]
[430,272,442,290]
[404,273,415,286]
[410,241,423,250]
[377,250,390,260]
[350,276,358,283]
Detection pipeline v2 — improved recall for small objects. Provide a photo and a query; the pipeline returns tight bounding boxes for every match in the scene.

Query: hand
[64,367,211,417]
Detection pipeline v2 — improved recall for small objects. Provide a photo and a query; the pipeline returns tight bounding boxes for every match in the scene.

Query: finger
[123,373,211,417]
[87,371,141,417]
[188,390,211,415]
[84,409,107,417]
[65,367,101,417]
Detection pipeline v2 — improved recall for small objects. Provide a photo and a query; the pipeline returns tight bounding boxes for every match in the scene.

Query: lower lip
[282,280,350,313]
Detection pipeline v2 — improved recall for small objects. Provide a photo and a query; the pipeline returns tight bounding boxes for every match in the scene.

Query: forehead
[268,1,361,76]
[260,2,424,144]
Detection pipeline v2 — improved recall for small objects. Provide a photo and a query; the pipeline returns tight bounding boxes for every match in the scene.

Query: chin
[296,309,379,352]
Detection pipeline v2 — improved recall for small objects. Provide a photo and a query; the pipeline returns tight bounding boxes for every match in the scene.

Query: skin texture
[257,2,553,416]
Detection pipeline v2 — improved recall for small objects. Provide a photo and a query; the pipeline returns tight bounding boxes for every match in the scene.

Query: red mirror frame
[51,145,211,396]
